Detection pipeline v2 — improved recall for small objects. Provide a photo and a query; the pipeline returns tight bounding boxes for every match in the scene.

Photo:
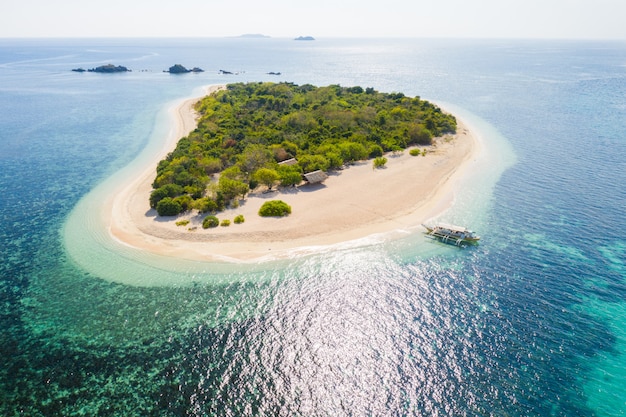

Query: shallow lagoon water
[1,38,625,416]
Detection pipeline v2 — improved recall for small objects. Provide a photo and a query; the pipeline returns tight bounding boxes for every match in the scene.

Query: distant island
[164,64,204,74]
[87,64,131,73]
[238,34,270,38]
[149,82,457,217]
[294,36,315,41]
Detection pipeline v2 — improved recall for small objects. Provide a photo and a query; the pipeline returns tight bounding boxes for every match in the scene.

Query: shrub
[220,219,231,227]
[259,200,292,217]
[409,148,421,156]
[373,156,388,169]
[234,214,245,224]
[298,154,330,173]
[202,215,219,229]
[338,142,369,163]
[175,219,190,226]
[156,197,183,216]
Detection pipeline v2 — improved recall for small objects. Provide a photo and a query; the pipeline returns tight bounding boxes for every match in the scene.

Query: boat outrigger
[422,223,480,246]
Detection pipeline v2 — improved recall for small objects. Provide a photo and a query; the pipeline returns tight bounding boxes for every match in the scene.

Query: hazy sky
[2,0,625,39]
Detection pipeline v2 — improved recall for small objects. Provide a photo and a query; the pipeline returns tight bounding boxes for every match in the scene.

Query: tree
[325,152,344,170]
[239,144,273,174]
[218,176,249,201]
[193,197,219,213]
[368,144,384,158]
[253,167,280,190]
[220,165,244,180]
[277,165,303,187]
[156,197,183,216]
[150,184,183,208]
[198,156,222,174]
[173,195,193,211]
[408,124,433,145]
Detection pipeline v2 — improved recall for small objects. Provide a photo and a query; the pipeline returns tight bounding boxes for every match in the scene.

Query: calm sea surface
[1,37,625,416]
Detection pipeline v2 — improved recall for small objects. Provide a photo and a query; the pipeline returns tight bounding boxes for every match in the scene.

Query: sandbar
[107,85,480,262]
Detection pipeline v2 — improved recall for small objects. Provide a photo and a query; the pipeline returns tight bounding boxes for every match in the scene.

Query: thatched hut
[303,170,328,184]
[278,158,298,166]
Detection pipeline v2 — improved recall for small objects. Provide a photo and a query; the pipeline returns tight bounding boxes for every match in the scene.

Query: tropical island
[150,82,457,219]
[107,83,479,261]
[88,64,131,73]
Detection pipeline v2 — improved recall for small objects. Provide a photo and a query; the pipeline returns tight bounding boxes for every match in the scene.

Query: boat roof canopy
[437,223,471,233]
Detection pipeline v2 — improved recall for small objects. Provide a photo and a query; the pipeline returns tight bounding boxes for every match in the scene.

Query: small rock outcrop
[165,64,204,74]
[166,64,190,74]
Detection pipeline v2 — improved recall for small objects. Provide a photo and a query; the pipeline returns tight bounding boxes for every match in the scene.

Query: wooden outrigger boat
[422,223,480,246]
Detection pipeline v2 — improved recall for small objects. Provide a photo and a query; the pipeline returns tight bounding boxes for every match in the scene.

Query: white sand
[107,85,480,262]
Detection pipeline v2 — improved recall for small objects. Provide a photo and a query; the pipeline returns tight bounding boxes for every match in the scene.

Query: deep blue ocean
[1,37,625,416]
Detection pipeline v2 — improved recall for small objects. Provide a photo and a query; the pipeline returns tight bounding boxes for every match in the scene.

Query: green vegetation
[152,82,456,216]
[150,183,183,209]
[202,215,219,229]
[373,156,388,169]
[409,148,421,156]
[156,197,183,216]
[220,219,231,227]
[259,200,292,217]
[234,214,245,224]
[175,219,190,226]
[253,167,280,190]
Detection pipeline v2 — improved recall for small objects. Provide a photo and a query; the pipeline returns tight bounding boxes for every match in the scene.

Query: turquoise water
[1,38,625,416]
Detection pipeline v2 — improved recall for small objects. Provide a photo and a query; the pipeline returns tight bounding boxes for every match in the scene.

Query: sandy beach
[107,85,480,262]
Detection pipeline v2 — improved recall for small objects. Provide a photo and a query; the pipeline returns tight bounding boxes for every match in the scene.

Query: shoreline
[107,86,481,262]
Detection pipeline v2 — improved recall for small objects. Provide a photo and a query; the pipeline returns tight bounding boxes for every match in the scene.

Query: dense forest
[150,82,457,216]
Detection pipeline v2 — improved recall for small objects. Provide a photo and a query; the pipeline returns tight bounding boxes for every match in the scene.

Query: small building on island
[278,158,298,166]
[303,170,328,184]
